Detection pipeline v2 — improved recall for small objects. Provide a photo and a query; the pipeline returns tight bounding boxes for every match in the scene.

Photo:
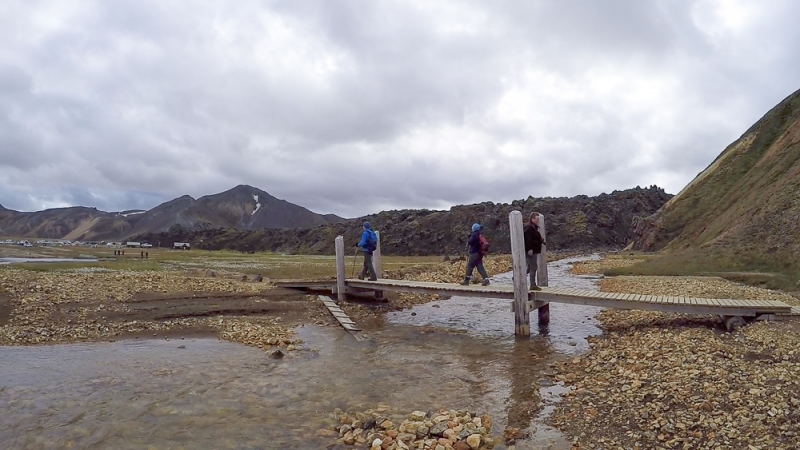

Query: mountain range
[133,186,672,255]
[0,185,345,241]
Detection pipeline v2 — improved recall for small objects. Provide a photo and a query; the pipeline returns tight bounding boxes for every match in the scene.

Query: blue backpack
[366,230,378,252]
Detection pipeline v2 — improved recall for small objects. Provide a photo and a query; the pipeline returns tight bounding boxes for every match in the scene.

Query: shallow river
[0,255,604,450]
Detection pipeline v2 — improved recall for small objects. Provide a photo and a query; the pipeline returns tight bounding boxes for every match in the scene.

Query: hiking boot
[357,275,365,280]
[460,278,470,286]
[529,285,541,291]
[481,279,490,286]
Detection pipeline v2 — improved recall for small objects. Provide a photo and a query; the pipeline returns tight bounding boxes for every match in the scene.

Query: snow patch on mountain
[116,211,145,217]
[252,194,261,216]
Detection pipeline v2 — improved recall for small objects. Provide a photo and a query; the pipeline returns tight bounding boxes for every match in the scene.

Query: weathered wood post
[509,210,530,336]
[537,213,550,327]
[335,235,346,302]
[373,231,382,278]
[373,231,384,301]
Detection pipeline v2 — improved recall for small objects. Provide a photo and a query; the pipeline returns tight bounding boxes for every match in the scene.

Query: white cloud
[0,0,799,218]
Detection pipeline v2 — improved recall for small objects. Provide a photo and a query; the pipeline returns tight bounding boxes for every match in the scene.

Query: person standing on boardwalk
[356,221,378,281]
[523,212,546,290]
[461,223,491,286]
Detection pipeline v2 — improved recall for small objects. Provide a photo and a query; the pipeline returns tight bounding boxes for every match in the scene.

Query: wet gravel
[549,261,800,450]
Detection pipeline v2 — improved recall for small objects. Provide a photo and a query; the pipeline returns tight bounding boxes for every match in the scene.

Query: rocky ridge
[0,184,344,241]
[134,186,670,256]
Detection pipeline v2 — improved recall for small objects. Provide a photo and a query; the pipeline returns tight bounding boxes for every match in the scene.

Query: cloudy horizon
[2,0,799,218]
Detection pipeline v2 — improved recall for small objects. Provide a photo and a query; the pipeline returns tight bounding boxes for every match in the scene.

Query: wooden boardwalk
[340,279,792,317]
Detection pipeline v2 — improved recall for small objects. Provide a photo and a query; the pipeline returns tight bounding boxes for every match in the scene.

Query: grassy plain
[599,250,800,292]
[0,244,443,279]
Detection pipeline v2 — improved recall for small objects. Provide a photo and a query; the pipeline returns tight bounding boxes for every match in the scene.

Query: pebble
[549,258,800,449]
[0,268,305,352]
[326,408,494,450]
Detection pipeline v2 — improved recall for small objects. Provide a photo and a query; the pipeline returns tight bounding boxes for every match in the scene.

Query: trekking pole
[457,244,467,280]
[350,245,359,278]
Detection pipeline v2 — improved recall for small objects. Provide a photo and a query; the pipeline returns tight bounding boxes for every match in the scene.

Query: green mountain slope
[632,87,800,283]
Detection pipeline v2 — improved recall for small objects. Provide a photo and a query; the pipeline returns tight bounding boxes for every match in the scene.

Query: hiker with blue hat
[356,221,378,281]
[461,222,491,286]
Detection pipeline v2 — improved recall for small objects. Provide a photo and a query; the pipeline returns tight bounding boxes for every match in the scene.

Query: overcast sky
[1,0,798,218]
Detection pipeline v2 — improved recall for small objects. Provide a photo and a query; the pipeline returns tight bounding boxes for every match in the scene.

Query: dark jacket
[523,223,544,254]
[467,230,482,255]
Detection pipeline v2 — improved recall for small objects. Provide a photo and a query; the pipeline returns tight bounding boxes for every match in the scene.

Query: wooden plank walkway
[343,279,792,317]
[317,295,361,332]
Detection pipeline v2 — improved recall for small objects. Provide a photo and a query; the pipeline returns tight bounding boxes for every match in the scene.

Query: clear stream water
[0,255,604,450]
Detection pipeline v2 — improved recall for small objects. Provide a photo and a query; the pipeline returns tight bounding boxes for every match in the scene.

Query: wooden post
[509,210,530,336]
[374,231,384,300]
[537,213,550,327]
[335,235,346,302]
[373,231,382,278]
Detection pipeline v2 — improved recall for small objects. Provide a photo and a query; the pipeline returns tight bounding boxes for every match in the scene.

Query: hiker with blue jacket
[356,221,378,281]
[461,223,491,286]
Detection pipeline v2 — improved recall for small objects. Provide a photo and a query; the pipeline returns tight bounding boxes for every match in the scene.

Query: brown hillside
[633,87,800,276]
[0,186,344,241]
[0,207,112,239]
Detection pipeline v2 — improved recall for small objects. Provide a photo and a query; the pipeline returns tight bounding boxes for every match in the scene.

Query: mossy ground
[603,251,800,293]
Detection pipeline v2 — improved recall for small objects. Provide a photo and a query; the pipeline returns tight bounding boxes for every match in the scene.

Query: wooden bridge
[348,279,789,316]
[280,278,793,332]
[283,211,796,335]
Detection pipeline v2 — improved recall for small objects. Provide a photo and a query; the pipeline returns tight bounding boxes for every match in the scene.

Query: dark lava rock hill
[135,186,671,256]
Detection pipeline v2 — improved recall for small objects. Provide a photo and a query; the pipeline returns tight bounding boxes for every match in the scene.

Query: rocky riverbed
[549,259,800,449]
[0,268,325,349]
[6,251,799,449]
[0,256,512,349]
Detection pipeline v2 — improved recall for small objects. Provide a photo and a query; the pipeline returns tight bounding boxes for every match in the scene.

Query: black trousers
[465,252,489,280]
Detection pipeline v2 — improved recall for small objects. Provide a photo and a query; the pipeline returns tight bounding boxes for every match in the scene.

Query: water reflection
[387,254,604,353]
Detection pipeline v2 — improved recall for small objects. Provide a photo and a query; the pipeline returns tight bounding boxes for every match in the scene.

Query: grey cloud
[1,0,799,218]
